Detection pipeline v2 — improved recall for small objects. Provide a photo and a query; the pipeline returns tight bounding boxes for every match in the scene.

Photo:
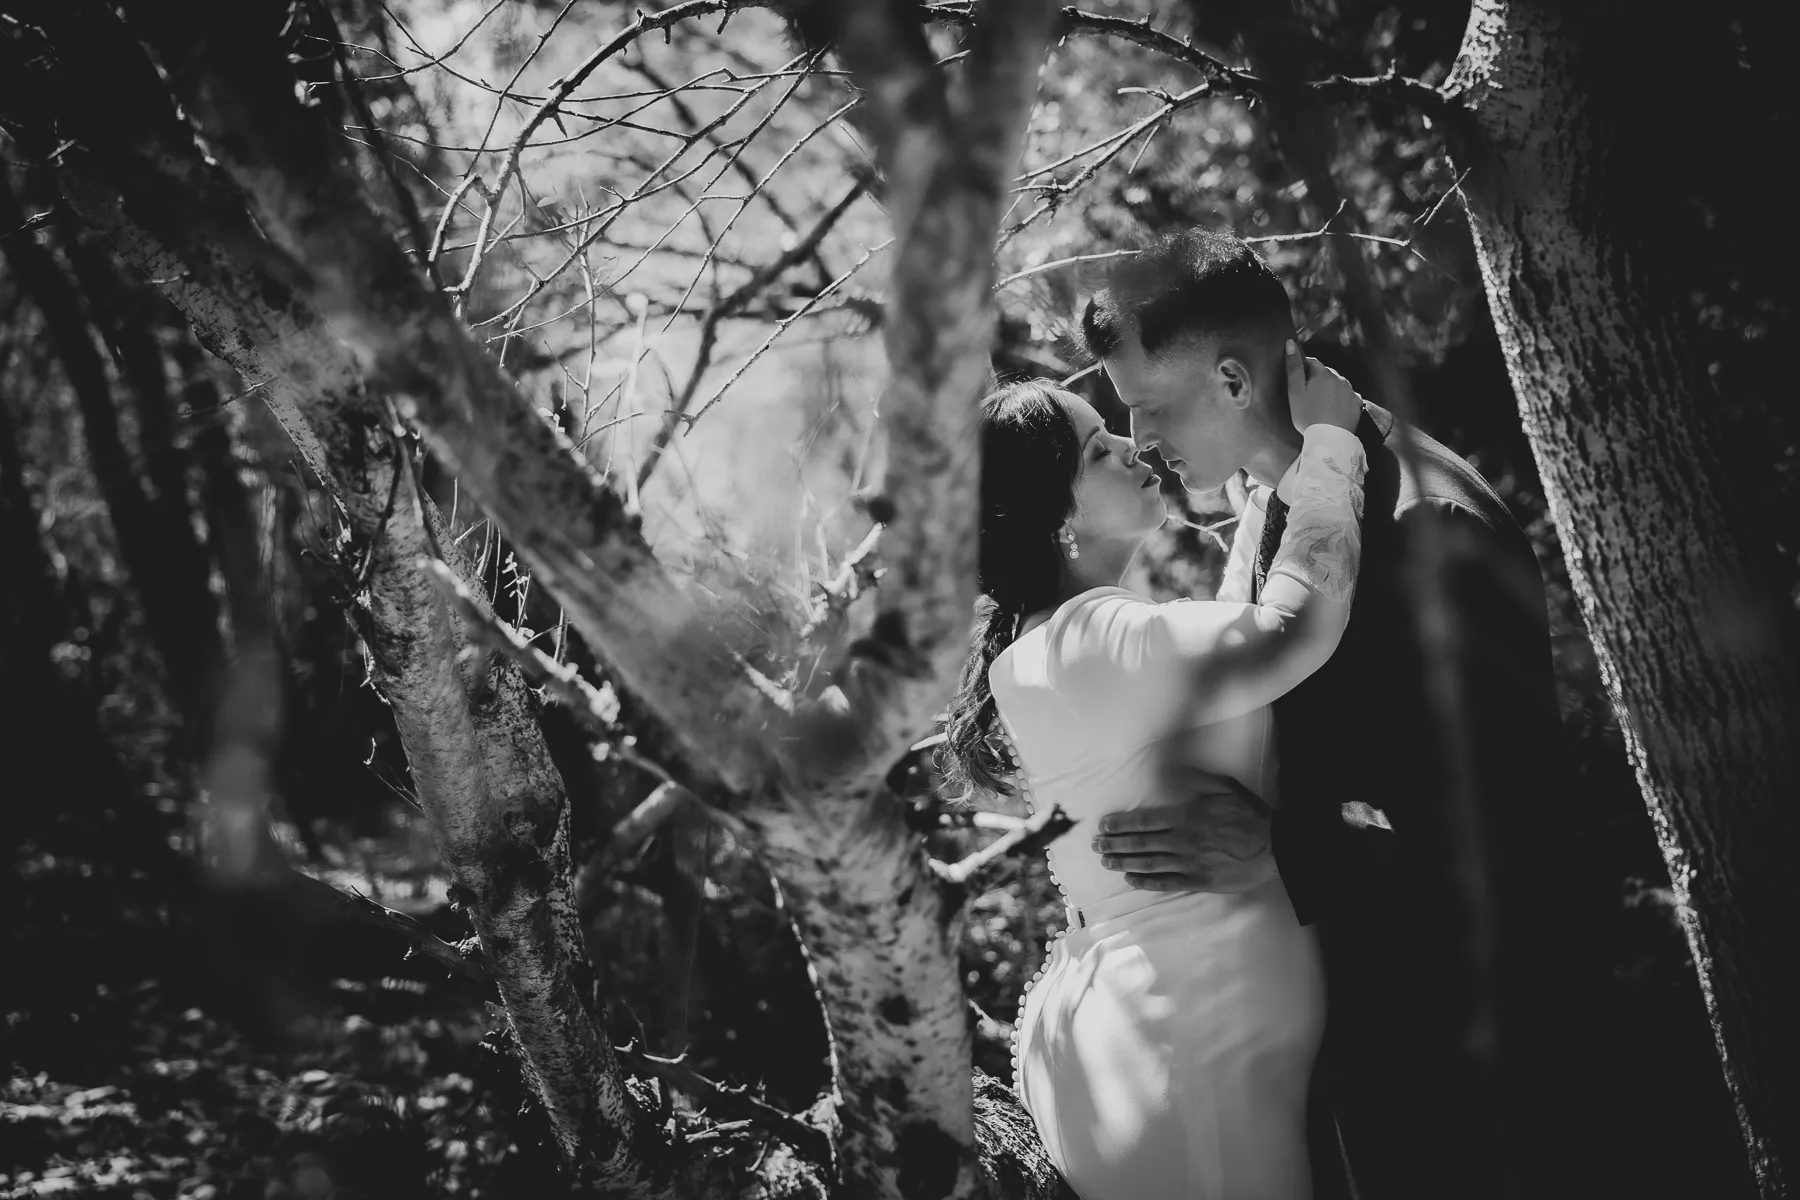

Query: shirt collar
[1274,457,1302,507]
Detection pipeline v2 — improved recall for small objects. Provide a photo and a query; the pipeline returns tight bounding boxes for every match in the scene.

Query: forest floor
[3,790,1758,1200]
[1,842,576,1200]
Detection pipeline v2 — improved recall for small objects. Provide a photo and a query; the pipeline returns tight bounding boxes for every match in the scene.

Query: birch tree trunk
[1443,4,1800,1191]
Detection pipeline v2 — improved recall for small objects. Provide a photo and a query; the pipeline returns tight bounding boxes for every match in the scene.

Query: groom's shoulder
[1365,406,1514,535]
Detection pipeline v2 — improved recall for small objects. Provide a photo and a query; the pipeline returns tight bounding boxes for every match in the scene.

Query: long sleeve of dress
[1048,425,1367,742]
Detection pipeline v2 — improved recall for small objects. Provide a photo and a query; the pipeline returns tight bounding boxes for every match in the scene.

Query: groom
[1081,229,1611,1198]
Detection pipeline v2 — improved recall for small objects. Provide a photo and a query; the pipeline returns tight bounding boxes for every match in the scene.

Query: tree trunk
[1444,3,1800,1191]
[0,342,141,857]
[55,219,224,679]
[0,178,223,736]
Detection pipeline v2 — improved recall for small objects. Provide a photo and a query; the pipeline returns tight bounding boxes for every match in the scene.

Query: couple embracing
[944,229,1609,1198]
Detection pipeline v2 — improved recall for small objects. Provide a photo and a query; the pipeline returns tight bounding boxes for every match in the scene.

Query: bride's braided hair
[941,380,1081,798]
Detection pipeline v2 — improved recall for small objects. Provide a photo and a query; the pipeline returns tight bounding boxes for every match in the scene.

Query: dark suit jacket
[1269,402,1564,922]
[1264,404,1595,1198]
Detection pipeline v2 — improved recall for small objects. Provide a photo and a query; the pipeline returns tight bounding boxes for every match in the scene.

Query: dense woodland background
[2,0,1796,1197]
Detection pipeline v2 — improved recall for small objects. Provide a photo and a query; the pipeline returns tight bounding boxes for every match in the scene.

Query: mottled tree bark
[1443,3,1800,1191]
[733,4,1060,1195]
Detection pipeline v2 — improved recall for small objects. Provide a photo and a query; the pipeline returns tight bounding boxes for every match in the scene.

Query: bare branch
[927,3,1449,118]
[655,64,845,320]
[637,174,872,489]
[684,237,892,428]
[968,998,1016,1059]
[422,558,619,737]
[996,248,1139,290]
[627,56,840,286]
[469,74,787,333]
[453,0,783,301]
[799,521,884,638]
[290,868,492,988]
[1001,80,1213,244]
[608,783,697,857]
[933,803,1075,888]
[615,1046,832,1162]
[573,782,698,911]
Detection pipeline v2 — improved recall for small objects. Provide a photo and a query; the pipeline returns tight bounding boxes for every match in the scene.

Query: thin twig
[471,86,780,329]
[996,248,1140,290]
[367,0,507,82]
[798,522,883,640]
[637,174,871,490]
[685,238,893,426]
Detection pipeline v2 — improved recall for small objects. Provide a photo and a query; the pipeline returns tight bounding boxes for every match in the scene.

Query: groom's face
[1103,331,1250,494]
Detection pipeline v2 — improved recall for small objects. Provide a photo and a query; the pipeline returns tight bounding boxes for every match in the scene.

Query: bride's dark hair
[941,379,1081,797]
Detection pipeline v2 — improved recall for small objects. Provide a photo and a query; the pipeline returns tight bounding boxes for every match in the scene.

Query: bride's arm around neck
[1045,424,1367,736]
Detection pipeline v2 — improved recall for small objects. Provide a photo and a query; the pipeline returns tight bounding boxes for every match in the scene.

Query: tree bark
[730,4,1059,1197]
[1443,3,1800,1191]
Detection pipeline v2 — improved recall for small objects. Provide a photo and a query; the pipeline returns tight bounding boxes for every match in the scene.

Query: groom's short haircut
[1081,228,1292,362]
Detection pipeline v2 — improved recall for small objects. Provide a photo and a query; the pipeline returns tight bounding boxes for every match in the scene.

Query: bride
[941,343,1366,1199]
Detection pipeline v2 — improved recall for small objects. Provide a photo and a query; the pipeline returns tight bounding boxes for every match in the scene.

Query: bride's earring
[1061,528,1080,561]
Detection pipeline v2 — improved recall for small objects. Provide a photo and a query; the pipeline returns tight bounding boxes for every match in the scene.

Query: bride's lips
[1139,470,1160,489]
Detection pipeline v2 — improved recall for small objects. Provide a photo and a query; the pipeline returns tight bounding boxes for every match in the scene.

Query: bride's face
[1054,392,1166,545]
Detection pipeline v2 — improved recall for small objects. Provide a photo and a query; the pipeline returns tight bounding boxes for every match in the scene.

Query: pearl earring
[1062,529,1080,561]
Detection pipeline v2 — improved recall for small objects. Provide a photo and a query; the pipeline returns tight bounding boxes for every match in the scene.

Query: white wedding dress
[990,425,1367,1200]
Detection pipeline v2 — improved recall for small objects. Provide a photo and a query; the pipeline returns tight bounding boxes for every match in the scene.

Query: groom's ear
[1218,356,1254,410]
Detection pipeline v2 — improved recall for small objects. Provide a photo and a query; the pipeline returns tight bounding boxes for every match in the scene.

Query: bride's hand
[1286,339,1363,433]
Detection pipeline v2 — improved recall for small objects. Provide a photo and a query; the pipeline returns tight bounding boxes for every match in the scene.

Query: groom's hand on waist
[1091,770,1276,894]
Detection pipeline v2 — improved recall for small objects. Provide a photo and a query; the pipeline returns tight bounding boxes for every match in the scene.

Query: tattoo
[1271,444,1364,602]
